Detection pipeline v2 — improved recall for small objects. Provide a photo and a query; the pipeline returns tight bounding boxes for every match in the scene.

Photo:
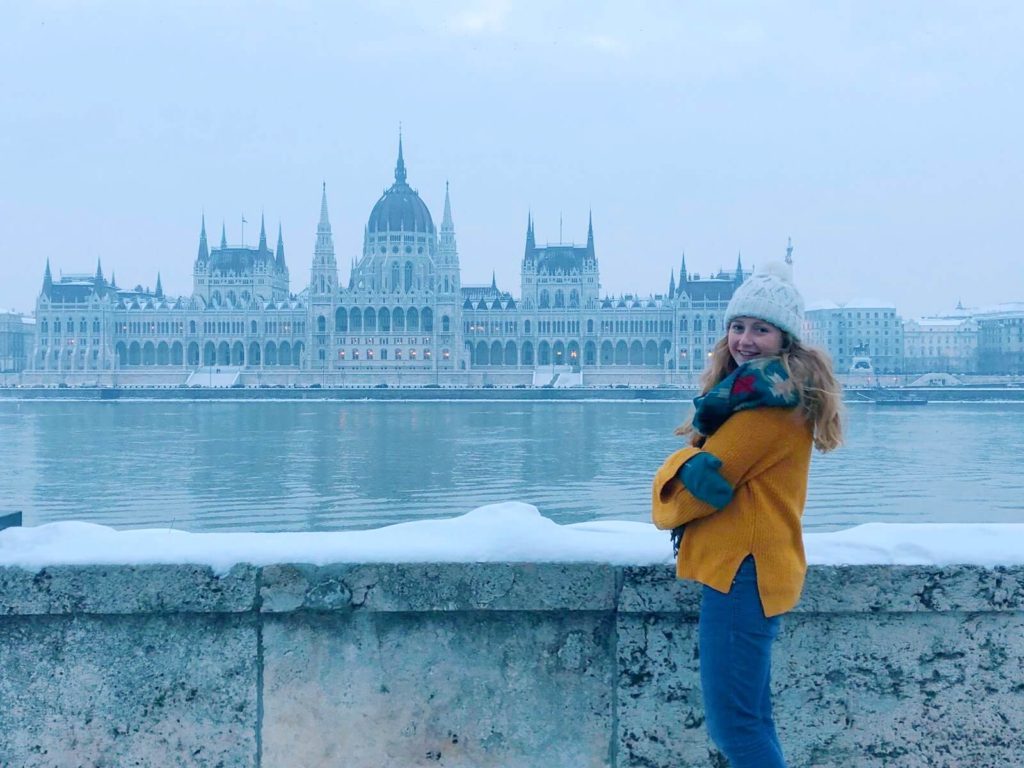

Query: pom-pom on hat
[725,261,804,340]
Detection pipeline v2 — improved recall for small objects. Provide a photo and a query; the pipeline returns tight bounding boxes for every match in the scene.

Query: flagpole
[241,214,246,247]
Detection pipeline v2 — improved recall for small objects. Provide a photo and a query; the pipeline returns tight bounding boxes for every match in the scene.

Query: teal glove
[677,452,734,509]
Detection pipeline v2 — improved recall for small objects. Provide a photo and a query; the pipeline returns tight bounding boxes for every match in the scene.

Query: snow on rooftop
[2,503,1022,575]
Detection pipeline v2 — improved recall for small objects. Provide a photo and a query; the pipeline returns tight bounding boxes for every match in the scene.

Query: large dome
[367,142,435,235]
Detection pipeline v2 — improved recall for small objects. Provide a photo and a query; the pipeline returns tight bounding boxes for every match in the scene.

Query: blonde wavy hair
[676,333,844,452]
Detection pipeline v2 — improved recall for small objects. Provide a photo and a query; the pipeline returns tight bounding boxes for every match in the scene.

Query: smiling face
[727,316,785,366]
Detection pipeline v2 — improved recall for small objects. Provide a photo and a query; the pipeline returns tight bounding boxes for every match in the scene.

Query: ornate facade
[29,141,757,385]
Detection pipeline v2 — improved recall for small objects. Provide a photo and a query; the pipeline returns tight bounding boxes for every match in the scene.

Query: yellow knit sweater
[651,406,813,617]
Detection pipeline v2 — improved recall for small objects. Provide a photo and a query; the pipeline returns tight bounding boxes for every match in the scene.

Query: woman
[652,261,843,767]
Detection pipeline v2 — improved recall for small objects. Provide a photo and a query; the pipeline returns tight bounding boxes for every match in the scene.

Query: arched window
[539,289,550,309]
[391,262,400,291]
[189,320,196,334]
[405,262,414,292]
[442,315,450,333]
[335,308,348,332]
[317,316,326,333]
[569,290,579,308]
[555,290,564,308]
[251,320,257,334]
[364,307,376,332]
[422,308,433,332]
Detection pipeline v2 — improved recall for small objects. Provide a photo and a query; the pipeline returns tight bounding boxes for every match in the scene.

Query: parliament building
[27,141,759,387]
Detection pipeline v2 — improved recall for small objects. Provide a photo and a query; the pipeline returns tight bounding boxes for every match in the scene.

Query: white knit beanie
[725,261,804,340]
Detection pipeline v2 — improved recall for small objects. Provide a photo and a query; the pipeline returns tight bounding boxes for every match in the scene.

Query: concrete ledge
[1,562,1021,767]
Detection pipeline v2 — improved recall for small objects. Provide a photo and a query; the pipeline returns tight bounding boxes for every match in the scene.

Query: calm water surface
[2,400,1022,532]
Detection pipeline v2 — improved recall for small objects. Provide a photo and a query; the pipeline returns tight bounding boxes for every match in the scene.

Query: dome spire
[395,128,407,184]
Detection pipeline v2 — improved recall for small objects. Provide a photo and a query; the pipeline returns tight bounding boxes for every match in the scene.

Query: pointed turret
[258,213,268,252]
[311,182,338,299]
[94,258,104,283]
[439,181,458,258]
[110,271,117,289]
[275,223,286,271]
[42,259,53,297]
[155,273,163,299]
[442,181,454,231]
[220,222,227,250]
[668,269,676,299]
[524,212,535,257]
[735,252,744,283]
[491,271,498,291]
[586,210,595,258]
[678,253,688,294]
[197,215,209,263]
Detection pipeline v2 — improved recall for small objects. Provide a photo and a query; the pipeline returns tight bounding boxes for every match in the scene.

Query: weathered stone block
[260,562,618,613]
[0,614,258,768]
[0,564,257,615]
[261,611,615,767]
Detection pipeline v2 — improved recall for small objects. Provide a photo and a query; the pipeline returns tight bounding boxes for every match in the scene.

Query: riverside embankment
[3,384,1024,401]
[1,560,1021,767]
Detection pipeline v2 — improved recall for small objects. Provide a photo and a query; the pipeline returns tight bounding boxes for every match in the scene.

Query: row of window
[324,308,443,334]
[336,348,445,362]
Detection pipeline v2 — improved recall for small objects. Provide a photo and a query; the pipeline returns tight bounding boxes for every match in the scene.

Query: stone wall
[0,562,1021,767]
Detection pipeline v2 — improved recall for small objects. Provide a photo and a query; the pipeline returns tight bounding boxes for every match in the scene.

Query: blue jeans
[699,556,786,768]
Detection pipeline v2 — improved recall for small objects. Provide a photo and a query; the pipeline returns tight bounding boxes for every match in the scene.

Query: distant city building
[26,140,799,386]
[804,300,904,373]
[975,304,1024,375]
[0,312,33,373]
[902,305,979,374]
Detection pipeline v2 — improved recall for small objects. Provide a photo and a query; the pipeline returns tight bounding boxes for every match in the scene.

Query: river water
[1,399,1021,533]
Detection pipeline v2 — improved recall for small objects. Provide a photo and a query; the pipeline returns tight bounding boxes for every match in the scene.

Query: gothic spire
[155,272,163,299]
[220,221,227,250]
[42,258,52,296]
[319,182,331,230]
[258,213,268,252]
[586,210,595,258]
[735,251,744,283]
[524,212,535,257]
[439,181,458,258]
[441,181,454,231]
[197,214,209,262]
[668,269,676,299]
[678,252,688,294]
[491,271,498,291]
[395,131,407,185]
[276,223,286,270]
[95,258,104,283]
[313,182,336,267]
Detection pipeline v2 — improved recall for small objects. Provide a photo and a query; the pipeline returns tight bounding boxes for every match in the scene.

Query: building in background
[0,312,33,373]
[804,300,904,373]
[26,140,772,387]
[903,305,979,374]
[976,304,1024,375]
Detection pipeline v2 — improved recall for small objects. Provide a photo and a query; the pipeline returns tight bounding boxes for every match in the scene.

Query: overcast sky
[2,1,1021,319]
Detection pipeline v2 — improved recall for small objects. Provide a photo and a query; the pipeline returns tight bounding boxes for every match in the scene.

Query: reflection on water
[2,400,1023,532]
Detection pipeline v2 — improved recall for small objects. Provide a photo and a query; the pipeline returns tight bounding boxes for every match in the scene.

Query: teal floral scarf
[692,357,799,436]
